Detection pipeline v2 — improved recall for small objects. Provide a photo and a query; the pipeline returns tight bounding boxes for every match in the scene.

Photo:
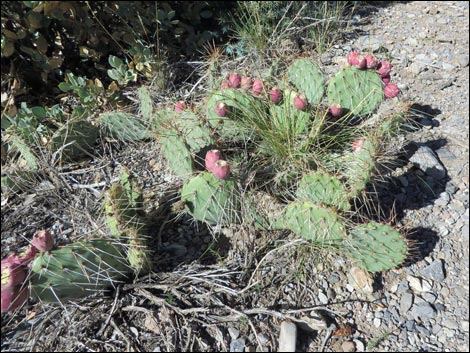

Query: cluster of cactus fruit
[1,171,151,312]
[157,51,408,272]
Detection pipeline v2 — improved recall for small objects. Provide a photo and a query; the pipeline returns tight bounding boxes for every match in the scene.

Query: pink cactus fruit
[1,285,29,313]
[347,51,360,66]
[381,75,391,84]
[212,160,230,179]
[293,93,307,110]
[31,229,54,252]
[221,81,231,89]
[215,102,228,117]
[205,149,222,172]
[14,245,38,267]
[241,77,252,90]
[269,87,282,103]
[365,54,378,69]
[175,100,187,113]
[252,79,263,96]
[228,73,241,88]
[329,103,343,117]
[376,61,392,77]
[384,83,400,98]
[356,55,367,69]
[353,138,366,153]
[1,256,27,288]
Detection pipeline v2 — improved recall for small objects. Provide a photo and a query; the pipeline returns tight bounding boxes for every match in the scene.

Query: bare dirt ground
[1,1,469,352]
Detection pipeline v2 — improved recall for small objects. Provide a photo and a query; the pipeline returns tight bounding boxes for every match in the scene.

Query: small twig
[97,286,121,336]
[320,324,336,352]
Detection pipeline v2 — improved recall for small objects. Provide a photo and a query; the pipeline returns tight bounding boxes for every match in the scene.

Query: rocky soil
[1,1,469,352]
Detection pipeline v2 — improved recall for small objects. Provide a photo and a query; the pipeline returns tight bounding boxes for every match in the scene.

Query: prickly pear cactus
[180,172,241,225]
[345,222,408,272]
[281,201,346,243]
[160,131,194,178]
[104,171,151,274]
[327,67,383,116]
[50,120,99,158]
[30,239,132,303]
[287,58,325,106]
[99,112,151,141]
[296,171,350,211]
[137,86,154,121]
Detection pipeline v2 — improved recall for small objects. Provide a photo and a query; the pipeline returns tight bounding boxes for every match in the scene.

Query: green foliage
[107,55,138,86]
[180,172,241,225]
[30,239,132,303]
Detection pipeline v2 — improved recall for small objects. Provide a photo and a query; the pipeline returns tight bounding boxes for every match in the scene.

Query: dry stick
[110,318,137,352]
[97,286,121,336]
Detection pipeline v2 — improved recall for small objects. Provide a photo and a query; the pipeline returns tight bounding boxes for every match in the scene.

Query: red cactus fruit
[215,102,228,117]
[329,104,343,117]
[205,150,222,172]
[382,75,391,84]
[221,81,231,89]
[241,77,252,90]
[252,79,263,96]
[31,229,54,252]
[347,51,360,66]
[212,160,230,179]
[377,61,392,77]
[14,245,38,267]
[1,285,28,313]
[384,83,400,98]
[269,87,282,103]
[365,54,378,69]
[1,256,27,288]
[228,73,241,88]
[293,93,307,110]
[353,138,366,153]
[356,55,367,69]
[175,101,187,113]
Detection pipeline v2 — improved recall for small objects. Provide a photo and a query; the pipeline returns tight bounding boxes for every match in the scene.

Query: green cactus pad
[50,120,99,158]
[282,201,346,243]
[137,86,154,121]
[160,131,193,178]
[343,137,377,197]
[296,171,350,211]
[180,172,241,225]
[30,240,132,303]
[345,222,408,272]
[178,111,213,152]
[99,112,151,141]
[327,67,383,116]
[287,58,325,106]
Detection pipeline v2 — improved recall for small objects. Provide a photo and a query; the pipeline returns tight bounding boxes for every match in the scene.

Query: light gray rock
[401,292,414,313]
[228,327,240,340]
[411,303,436,320]
[279,321,297,352]
[230,338,246,352]
[421,260,446,282]
[409,146,447,179]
